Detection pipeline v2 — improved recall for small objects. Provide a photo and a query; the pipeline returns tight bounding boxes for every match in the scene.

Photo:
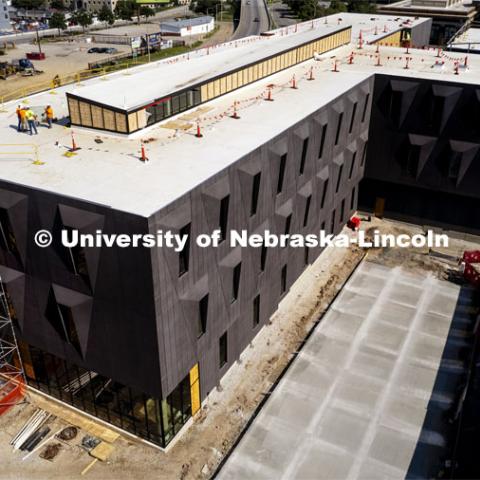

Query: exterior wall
[410,17,432,47]
[373,31,402,47]
[148,77,373,401]
[0,0,10,31]
[0,183,161,398]
[360,73,480,233]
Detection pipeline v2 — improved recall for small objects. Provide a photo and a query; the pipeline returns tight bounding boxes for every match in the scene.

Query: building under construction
[0,12,479,452]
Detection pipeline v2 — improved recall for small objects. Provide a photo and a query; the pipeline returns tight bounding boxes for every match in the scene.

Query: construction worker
[15,105,23,132]
[25,108,38,135]
[19,107,27,132]
[44,105,53,129]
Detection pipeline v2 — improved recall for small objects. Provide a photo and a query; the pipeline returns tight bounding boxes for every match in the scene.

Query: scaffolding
[0,277,26,415]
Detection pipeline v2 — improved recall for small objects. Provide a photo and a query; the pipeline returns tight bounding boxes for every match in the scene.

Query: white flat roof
[379,0,474,12]
[70,13,429,111]
[0,17,476,217]
[160,15,214,28]
[219,261,464,479]
[69,22,350,111]
[450,27,480,52]
[272,12,429,45]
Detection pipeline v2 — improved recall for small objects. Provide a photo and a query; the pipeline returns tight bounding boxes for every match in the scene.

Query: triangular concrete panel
[57,205,105,290]
[47,284,93,359]
[431,84,462,132]
[390,80,419,126]
[408,134,437,178]
[449,140,480,186]
[0,266,25,331]
[0,189,28,266]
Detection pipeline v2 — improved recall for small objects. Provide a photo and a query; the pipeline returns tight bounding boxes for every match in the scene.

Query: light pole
[146,31,151,63]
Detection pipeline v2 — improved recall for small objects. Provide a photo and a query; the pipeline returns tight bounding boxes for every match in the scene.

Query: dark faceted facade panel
[148,77,373,404]
[0,76,372,448]
[360,74,480,232]
[0,184,162,400]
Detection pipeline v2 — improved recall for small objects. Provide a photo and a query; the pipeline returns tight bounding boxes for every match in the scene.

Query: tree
[326,0,347,14]
[347,1,377,13]
[98,5,115,25]
[12,0,45,9]
[49,12,67,34]
[297,0,319,20]
[72,9,93,31]
[194,0,221,16]
[139,5,154,21]
[50,0,65,9]
[114,0,136,21]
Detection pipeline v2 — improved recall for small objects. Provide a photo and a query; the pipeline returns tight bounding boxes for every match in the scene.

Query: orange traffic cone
[231,101,240,120]
[70,131,80,152]
[195,121,203,138]
[140,141,148,162]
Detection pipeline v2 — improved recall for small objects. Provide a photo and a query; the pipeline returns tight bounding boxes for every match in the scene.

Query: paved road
[231,0,270,40]
[268,1,298,28]
[0,6,188,45]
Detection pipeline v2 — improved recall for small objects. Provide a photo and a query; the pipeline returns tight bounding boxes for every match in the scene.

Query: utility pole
[146,32,151,63]
[35,26,42,55]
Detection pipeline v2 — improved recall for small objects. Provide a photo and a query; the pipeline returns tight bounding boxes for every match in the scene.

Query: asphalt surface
[231,0,270,39]
[268,1,298,28]
[1,6,188,45]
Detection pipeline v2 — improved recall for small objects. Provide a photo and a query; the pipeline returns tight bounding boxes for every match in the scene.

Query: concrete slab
[217,261,463,480]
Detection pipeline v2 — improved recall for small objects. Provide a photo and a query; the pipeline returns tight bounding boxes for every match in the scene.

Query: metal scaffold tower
[0,277,25,414]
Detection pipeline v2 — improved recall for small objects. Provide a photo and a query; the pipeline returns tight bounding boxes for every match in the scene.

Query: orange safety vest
[45,107,53,119]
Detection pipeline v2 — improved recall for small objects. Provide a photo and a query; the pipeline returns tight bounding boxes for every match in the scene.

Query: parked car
[104,47,118,54]
[88,47,101,53]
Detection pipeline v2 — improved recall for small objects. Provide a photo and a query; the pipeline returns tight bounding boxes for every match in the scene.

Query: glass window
[281,265,287,294]
[179,223,191,276]
[321,179,329,209]
[303,196,311,227]
[349,152,357,179]
[253,294,260,327]
[219,332,227,368]
[171,95,180,114]
[251,172,261,216]
[198,294,208,338]
[232,262,241,302]
[277,154,287,194]
[192,88,201,106]
[260,243,267,272]
[300,137,309,175]
[336,165,344,193]
[219,195,229,242]
[349,102,358,133]
[179,92,187,112]
[0,208,20,259]
[335,112,343,145]
[24,342,191,448]
[319,124,327,159]
[62,226,89,283]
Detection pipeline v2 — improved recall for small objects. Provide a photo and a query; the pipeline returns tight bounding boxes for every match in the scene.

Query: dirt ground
[1,217,478,480]
[0,40,131,99]
[0,21,234,100]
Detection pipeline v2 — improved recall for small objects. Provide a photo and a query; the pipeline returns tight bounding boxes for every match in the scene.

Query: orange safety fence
[0,367,25,416]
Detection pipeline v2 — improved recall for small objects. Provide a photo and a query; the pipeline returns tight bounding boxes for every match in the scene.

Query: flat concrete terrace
[217,260,467,479]
[0,41,479,216]
[450,27,480,52]
[379,0,474,13]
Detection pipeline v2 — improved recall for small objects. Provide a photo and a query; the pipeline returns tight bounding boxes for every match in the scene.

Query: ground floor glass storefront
[22,343,192,447]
